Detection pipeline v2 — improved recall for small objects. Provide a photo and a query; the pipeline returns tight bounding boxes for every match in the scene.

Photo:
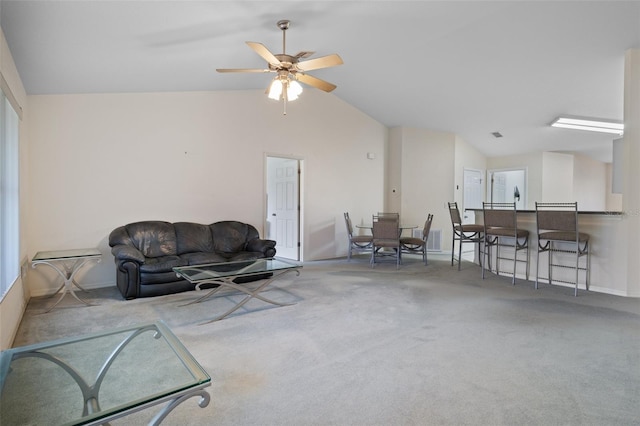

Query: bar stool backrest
[483,202,517,229]
[536,202,578,233]
[448,202,462,227]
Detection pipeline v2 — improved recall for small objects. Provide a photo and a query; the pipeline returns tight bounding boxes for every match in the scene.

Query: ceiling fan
[216,19,343,112]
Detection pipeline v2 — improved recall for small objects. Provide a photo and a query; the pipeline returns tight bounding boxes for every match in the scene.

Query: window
[1,90,20,300]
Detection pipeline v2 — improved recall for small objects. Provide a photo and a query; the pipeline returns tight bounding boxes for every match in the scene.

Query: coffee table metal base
[181,268,301,324]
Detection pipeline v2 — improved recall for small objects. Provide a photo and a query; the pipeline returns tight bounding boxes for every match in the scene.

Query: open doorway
[487,168,527,209]
[266,156,301,261]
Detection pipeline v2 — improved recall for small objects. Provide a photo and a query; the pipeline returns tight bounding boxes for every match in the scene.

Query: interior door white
[463,168,483,224]
[266,157,300,260]
[462,168,484,259]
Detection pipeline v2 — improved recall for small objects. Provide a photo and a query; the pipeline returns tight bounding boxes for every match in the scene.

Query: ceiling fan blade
[296,73,337,92]
[246,41,281,66]
[297,54,343,72]
[216,68,271,73]
[294,51,315,59]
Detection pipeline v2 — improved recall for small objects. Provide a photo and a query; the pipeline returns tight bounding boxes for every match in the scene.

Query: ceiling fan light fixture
[551,116,624,135]
[287,79,303,100]
[267,74,302,102]
[267,78,283,100]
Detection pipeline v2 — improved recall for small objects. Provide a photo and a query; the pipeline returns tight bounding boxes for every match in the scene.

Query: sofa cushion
[225,252,262,262]
[211,221,252,253]
[181,252,227,265]
[125,221,177,258]
[174,222,214,254]
[139,255,187,273]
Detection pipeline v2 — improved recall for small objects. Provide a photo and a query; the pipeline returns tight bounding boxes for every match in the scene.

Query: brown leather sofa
[108,220,276,299]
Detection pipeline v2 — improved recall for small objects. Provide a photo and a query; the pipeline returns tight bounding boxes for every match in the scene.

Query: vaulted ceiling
[2,1,639,162]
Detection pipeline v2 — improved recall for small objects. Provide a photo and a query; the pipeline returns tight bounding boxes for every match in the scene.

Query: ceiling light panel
[551,116,624,135]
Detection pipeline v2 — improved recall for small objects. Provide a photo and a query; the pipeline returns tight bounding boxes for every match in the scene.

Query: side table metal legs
[32,256,101,312]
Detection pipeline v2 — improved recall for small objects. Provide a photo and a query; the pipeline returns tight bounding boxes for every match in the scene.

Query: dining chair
[448,202,484,270]
[376,212,400,220]
[400,214,433,265]
[535,202,590,296]
[482,202,530,284]
[343,212,373,261]
[371,214,401,268]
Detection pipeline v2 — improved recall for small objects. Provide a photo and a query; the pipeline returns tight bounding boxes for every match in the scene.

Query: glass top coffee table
[0,321,210,425]
[173,257,302,324]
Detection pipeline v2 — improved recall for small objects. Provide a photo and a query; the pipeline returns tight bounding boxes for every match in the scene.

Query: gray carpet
[8,255,640,425]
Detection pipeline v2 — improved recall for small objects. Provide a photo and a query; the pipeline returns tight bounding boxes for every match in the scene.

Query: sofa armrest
[111,244,145,264]
[246,238,277,257]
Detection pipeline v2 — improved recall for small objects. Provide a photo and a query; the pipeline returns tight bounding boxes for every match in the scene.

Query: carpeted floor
[7,255,640,425]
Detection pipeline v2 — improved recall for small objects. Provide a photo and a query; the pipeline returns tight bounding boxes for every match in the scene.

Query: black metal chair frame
[448,202,484,270]
[482,202,530,284]
[535,202,590,296]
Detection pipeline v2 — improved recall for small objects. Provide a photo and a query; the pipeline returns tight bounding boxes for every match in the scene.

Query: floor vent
[414,228,442,252]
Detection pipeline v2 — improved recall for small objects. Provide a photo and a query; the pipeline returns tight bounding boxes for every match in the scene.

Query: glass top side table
[31,248,102,312]
[0,321,211,425]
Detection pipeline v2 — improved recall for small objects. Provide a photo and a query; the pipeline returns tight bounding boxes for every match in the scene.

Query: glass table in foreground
[173,257,302,324]
[0,321,211,426]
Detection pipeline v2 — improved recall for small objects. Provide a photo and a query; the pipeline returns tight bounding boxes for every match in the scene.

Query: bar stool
[535,202,590,296]
[482,202,530,284]
[448,202,484,270]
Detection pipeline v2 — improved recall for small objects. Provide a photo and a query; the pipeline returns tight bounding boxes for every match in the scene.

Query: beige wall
[387,127,458,252]
[0,27,29,350]
[26,90,387,297]
[606,163,623,211]
[542,152,573,204]
[573,153,607,210]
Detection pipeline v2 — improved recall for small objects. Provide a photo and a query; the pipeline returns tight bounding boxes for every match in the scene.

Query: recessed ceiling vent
[492,132,503,138]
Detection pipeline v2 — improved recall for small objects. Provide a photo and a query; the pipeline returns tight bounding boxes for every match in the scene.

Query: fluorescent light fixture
[551,116,624,135]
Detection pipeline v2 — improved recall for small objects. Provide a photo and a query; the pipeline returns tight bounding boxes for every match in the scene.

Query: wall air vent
[492,132,503,138]
[414,229,442,252]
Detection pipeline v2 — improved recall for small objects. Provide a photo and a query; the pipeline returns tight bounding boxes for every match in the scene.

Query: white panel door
[463,168,483,224]
[267,157,299,260]
[462,168,484,259]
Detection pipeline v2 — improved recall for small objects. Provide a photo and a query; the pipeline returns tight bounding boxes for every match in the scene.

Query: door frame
[264,154,304,261]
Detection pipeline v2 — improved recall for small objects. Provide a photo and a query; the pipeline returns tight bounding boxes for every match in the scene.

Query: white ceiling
[2,1,639,162]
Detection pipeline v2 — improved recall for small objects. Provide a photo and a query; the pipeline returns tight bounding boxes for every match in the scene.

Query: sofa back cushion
[174,222,214,254]
[124,221,177,258]
[210,221,258,253]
